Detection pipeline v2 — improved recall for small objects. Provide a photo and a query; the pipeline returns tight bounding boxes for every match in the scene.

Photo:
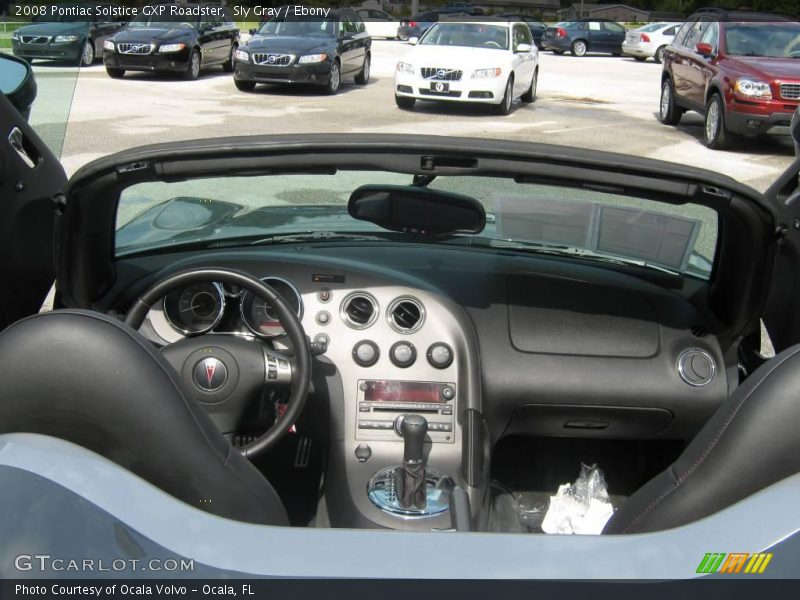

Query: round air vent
[677,349,716,387]
[388,297,425,333]
[341,292,378,329]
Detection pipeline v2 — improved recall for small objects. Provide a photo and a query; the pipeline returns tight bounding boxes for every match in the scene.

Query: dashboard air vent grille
[389,298,424,333]
[342,293,378,329]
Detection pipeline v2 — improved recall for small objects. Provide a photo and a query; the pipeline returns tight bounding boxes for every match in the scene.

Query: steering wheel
[484,41,502,48]
[124,268,312,459]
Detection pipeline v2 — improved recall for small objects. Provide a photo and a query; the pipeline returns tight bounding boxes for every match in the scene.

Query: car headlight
[103,40,115,51]
[234,49,250,62]
[396,61,414,74]
[472,68,502,79]
[298,53,327,64]
[159,43,186,53]
[54,35,79,43]
[11,31,19,41]
[735,78,772,99]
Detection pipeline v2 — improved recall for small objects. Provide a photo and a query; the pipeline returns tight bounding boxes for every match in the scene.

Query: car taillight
[410,21,417,28]
[556,28,567,38]
[640,33,650,42]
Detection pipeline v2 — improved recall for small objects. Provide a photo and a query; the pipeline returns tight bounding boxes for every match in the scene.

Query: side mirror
[695,42,714,57]
[0,55,37,121]
[348,185,485,236]
[249,28,257,36]
[408,36,419,45]
[516,43,532,53]
[792,107,800,158]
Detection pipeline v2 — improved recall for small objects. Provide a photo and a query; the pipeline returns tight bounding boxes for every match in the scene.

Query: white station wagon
[394,20,539,115]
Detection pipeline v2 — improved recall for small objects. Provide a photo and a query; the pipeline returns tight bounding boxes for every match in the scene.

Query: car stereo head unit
[356,380,456,443]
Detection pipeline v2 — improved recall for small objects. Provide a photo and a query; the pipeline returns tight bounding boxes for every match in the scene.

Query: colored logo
[696,552,773,574]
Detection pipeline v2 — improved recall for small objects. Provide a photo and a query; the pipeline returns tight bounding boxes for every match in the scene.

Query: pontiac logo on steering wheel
[194,357,228,391]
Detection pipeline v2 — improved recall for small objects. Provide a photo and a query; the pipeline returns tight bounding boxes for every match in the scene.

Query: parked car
[234,8,371,95]
[622,22,680,63]
[11,2,127,66]
[496,13,547,49]
[355,8,400,40]
[395,20,538,115]
[398,9,474,41]
[542,18,626,57]
[5,50,800,579]
[659,9,800,149]
[103,3,239,80]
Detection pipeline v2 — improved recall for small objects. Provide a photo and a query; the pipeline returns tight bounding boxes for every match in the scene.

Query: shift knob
[401,414,428,464]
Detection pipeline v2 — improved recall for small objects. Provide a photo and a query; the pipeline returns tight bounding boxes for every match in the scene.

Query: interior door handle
[8,127,39,169]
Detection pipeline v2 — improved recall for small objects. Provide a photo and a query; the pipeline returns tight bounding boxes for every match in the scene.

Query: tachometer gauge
[163,282,225,335]
[240,277,303,337]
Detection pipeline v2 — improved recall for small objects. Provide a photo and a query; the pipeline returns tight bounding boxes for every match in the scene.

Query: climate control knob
[390,341,417,368]
[427,343,453,369]
[353,340,379,367]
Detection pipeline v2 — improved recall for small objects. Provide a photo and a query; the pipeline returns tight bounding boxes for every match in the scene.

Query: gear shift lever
[395,414,428,509]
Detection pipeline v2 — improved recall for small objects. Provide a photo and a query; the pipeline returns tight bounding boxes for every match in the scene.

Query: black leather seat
[0,309,288,526]
[604,344,800,534]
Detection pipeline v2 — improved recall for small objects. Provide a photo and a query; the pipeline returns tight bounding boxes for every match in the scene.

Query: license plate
[430,81,450,93]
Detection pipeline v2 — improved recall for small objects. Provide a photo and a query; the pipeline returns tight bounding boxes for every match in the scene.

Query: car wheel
[325,60,341,95]
[493,77,514,115]
[654,45,667,64]
[106,67,125,79]
[235,78,256,91]
[395,94,415,109]
[355,54,370,85]
[184,49,201,81]
[79,40,95,67]
[223,44,236,73]
[704,94,730,150]
[659,78,683,126]
[571,40,587,57]
[521,68,537,103]
[633,56,647,62]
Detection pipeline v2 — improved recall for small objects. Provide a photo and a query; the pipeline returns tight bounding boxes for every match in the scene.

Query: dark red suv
[659,9,800,149]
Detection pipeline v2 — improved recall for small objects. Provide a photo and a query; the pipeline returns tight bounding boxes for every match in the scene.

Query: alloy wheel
[81,41,94,66]
[705,100,720,144]
[572,40,587,56]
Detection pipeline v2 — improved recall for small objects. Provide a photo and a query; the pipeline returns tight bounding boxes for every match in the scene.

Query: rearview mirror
[348,185,486,236]
[516,43,532,53]
[0,55,37,121]
[408,36,419,45]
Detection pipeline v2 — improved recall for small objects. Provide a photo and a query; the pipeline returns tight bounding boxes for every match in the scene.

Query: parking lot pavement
[29,40,794,190]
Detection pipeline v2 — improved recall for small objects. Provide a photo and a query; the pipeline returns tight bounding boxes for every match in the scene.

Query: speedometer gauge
[240,277,303,337]
[163,282,225,335]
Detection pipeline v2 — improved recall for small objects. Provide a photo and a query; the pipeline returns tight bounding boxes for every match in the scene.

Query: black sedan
[12,2,126,66]
[233,8,370,95]
[103,4,239,80]
[542,18,626,57]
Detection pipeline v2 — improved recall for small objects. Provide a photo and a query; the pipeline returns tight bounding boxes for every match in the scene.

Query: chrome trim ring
[340,291,379,330]
[677,348,716,387]
[386,296,426,334]
[240,276,304,338]
[163,282,225,336]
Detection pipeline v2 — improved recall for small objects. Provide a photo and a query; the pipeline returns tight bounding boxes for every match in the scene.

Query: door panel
[0,92,67,330]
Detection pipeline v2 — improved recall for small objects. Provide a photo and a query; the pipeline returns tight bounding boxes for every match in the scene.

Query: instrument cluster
[153,276,303,342]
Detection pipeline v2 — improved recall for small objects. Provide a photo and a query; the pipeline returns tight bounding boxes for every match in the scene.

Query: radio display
[364,380,443,403]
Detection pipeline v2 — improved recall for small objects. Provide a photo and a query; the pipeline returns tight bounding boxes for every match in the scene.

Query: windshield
[421,23,509,50]
[725,22,800,57]
[638,23,668,32]
[258,18,337,37]
[116,172,717,279]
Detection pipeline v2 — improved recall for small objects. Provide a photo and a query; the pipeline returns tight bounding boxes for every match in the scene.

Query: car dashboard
[112,241,728,530]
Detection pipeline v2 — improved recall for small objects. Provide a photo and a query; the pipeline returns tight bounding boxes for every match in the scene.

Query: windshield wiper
[456,237,681,275]
[245,231,409,246]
